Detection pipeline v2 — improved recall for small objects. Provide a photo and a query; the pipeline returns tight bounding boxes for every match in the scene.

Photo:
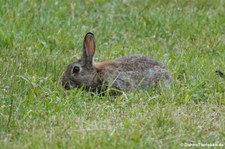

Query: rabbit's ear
[83,32,95,64]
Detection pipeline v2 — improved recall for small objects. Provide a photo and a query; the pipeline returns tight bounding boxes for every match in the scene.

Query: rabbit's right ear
[83,32,95,65]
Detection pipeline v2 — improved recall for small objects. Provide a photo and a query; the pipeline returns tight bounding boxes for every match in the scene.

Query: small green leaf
[142,16,151,25]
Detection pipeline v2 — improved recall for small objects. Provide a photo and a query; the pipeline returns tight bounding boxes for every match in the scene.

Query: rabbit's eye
[73,66,80,73]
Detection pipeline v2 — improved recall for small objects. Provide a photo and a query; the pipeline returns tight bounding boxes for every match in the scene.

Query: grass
[0,0,225,148]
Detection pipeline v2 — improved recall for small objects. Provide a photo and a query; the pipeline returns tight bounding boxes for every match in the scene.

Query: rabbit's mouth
[61,80,77,90]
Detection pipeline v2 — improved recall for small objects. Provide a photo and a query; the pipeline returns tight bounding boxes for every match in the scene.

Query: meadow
[0,0,224,148]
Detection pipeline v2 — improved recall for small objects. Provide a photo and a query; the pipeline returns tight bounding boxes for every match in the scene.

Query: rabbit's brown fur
[61,32,172,93]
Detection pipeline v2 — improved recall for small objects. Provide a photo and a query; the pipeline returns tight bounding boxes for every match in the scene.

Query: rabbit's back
[115,55,166,70]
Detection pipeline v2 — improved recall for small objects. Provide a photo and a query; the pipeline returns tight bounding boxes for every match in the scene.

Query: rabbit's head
[61,33,101,90]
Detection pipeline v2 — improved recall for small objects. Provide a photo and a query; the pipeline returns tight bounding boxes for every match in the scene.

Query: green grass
[0,0,225,148]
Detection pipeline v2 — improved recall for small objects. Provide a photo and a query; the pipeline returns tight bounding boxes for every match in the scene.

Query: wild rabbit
[61,32,172,94]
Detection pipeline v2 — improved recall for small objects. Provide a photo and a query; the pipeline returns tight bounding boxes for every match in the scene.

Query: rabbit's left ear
[83,32,96,64]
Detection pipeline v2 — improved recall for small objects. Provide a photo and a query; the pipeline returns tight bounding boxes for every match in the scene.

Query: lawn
[0,0,224,148]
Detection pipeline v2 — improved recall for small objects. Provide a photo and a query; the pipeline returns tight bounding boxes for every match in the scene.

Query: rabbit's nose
[63,82,71,90]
